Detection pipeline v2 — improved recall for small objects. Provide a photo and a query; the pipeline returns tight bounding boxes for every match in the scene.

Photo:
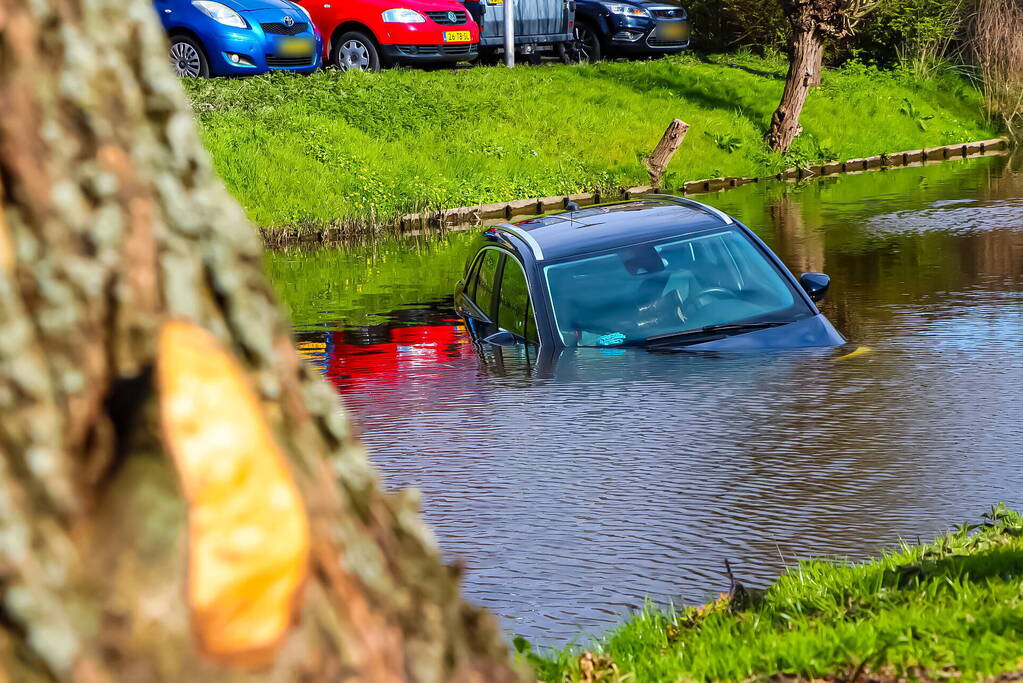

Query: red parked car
[293,0,480,71]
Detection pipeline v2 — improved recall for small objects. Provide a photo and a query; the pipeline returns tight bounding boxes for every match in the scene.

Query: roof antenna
[565,201,580,212]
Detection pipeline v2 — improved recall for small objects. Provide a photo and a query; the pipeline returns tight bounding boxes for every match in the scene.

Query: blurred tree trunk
[767,0,874,151]
[0,0,525,680]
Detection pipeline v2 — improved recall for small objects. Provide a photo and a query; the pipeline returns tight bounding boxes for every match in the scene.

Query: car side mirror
[799,272,830,302]
[483,330,518,347]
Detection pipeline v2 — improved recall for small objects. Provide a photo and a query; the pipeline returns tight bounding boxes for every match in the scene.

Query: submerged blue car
[156,0,321,77]
[454,196,845,352]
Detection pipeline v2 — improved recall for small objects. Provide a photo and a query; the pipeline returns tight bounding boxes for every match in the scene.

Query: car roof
[499,196,734,263]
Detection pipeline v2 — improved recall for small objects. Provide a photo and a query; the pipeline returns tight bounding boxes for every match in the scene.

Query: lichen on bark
[0,0,526,678]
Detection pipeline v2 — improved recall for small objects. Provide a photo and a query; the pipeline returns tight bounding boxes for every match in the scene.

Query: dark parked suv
[572,0,689,61]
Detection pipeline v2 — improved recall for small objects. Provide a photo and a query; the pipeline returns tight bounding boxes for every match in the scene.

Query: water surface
[267,153,1023,646]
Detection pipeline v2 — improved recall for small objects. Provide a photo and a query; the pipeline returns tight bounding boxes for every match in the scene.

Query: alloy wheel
[573,25,600,62]
[338,39,371,71]
[170,41,202,77]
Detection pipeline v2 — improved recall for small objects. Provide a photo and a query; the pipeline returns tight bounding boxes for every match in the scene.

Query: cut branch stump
[646,119,689,187]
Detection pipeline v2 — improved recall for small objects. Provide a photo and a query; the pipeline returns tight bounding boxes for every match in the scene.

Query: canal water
[267,153,1023,647]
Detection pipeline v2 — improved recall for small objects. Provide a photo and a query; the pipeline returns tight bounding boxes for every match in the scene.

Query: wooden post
[645,119,689,188]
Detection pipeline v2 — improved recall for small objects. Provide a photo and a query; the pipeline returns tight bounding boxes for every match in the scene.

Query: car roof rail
[494,223,546,261]
[641,193,734,226]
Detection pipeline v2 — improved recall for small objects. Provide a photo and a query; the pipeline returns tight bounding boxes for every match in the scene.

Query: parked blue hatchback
[454,196,846,352]
[156,0,322,77]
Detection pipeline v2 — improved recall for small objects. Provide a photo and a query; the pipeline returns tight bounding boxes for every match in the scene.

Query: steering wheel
[695,286,736,301]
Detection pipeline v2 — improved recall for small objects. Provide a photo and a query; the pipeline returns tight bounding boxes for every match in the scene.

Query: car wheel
[169,36,210,78]
[332,31,381,72]
[477,48,501,66]
[565,22,601,63]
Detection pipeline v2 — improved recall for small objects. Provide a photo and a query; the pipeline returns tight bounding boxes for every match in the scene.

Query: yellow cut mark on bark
[0,213,9,270]
[157,321,310,668]
[0,184,10,270]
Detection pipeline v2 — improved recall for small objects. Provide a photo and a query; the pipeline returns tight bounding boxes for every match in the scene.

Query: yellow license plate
[278,36,314,57]
[489,0,503,4]
[662,23,689,39]
[444,30,472,42]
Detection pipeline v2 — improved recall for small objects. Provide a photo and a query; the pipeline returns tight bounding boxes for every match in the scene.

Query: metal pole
[503,0,514,67]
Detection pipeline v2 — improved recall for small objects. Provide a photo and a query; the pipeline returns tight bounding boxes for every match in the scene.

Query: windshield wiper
[644,320,792,347]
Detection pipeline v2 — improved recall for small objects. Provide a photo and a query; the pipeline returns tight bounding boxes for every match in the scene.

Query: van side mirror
[799,272,830,302]
[483,330,518,347]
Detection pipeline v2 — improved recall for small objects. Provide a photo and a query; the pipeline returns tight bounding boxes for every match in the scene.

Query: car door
[459,247,502,340]
[152,0,176,30]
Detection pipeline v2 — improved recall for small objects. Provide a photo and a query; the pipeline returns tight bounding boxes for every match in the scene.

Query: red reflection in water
[298,321,473,392]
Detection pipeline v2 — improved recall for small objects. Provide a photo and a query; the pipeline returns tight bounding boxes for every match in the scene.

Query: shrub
[686,0,971,69]
[855,0,969,67]
[684,0,787,53]
[968,0,1023,138]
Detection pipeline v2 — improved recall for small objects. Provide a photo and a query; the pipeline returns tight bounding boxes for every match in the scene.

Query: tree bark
[766,26,825,152]
[645,119,690,187]
[808,45,824,88]
[0,0,526,679]
[765,0,874,151]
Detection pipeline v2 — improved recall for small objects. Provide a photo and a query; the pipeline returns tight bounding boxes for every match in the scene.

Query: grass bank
[184,53,997,234]
[529,505,1023,682]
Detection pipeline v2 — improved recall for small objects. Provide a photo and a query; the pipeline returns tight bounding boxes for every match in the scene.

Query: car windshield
[543,228,810,347]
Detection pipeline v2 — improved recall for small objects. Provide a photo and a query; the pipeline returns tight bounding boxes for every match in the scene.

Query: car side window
[497,257,538,343]
[466,253,483,301]
[524,301,538,344]
[471,249,500,317]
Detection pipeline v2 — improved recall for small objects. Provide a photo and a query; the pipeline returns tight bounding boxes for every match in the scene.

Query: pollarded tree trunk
[766,0,874,152]
[0,0,527,679]
[808,46,824,87]
[766,26,826,151]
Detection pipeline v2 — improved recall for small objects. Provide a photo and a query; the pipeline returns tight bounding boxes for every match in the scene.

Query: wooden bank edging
[393,137,1010,232]
[260,137,1011,246]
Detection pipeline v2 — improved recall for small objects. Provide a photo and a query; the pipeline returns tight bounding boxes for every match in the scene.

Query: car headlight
[381,8,427,22]
[192,0,248,28]
[600,2,651,17]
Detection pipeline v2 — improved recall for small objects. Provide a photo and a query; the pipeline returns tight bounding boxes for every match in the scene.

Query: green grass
[528,505,1023,682]
[184,53,997,233]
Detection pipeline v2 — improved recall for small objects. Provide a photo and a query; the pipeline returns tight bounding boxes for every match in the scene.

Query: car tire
[332,31,382,72]
[564,22,601,63]
[169,36,210,78]
[477,48,501,66]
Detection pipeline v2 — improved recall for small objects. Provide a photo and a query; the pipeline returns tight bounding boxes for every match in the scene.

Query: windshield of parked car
[543,228,811,347]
